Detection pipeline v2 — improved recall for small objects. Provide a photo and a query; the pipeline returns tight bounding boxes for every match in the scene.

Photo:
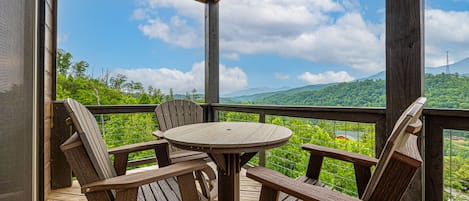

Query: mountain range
[359,57,469,80]
[223,57,469,103]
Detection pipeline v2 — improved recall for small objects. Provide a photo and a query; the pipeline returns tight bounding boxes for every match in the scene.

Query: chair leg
[155,145,171,167]
[113,153,129,176]
[115,188,138,201]
[259,185,279,201]
[195,170,210,199]
[306,155,324,180]
[178,173,199,201]
[354,164,372,198]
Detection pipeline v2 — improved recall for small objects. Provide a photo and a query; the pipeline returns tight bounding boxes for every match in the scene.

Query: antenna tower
[446,51,450,74]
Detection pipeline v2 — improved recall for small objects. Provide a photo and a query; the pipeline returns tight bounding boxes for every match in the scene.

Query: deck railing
[217,110,377,196]
[51,101,469,200]
[423,109,469,200]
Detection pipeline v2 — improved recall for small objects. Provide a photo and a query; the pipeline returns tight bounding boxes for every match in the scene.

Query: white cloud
[58,33,69,45]
[425,9,469,67]
[112,61,247,94]
[144,0,202,19]
[134,0,385,72]
[298,71,354,85]
[274,73,289,80]
[138,16,202,48]
[135,1,469,72]
[223,53,240,61]
[131,8,148,20]
[450,0,469,3]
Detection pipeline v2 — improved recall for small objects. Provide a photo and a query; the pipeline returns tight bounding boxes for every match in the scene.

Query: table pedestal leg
[211,153,240,201]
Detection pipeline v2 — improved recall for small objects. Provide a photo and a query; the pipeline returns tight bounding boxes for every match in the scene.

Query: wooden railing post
[259,113,266,167]
[50,101,72,189]
[424,115,443,201]
[200,0,220,122]
[386,0,424,199]
[375,117,387,156]
[423,111,469,201]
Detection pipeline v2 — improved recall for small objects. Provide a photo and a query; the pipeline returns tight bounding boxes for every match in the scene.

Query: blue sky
[58,0,469,95]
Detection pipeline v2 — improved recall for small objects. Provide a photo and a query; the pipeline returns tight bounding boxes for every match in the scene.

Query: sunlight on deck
[47,163,261,201]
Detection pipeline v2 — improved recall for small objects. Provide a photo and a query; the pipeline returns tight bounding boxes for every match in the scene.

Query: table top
[164,122,292,153]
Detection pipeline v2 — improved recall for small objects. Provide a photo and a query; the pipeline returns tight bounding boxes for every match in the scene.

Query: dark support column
[51,102,72,189]
[38,1,46,200]
[423,115,469,201]
[259,114,266,167]
[385,0,424,149]
[217,154,240,201]
[424,116,443,201]
[386,0,424,200]
[201,0,220,122]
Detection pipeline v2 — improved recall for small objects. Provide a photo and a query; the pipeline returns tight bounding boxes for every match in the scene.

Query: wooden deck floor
[47,163,261,201]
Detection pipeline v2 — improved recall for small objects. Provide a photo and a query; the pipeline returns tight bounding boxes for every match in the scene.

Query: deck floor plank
[47,163,261,201]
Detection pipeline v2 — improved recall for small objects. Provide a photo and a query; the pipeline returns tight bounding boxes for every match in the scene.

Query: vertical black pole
[204,0,219,122]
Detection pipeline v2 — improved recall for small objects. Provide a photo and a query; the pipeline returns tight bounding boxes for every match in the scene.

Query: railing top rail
[212,103,385,113]
[212,103,386,123]
[53,100,206,115]
[423,108,469,118]
[54,100,469,122]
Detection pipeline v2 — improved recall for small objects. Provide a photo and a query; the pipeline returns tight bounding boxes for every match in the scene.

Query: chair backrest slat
[64,98,117,180]
[155,105,167,131]
[183,100,192,125]
[162,101,173,131]
[362,97,426,201]
[156,100,203,132]
[168,100,179,127]
[175,100,185,127]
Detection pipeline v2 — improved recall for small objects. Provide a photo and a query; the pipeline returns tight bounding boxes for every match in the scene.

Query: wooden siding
[44,0,57,198]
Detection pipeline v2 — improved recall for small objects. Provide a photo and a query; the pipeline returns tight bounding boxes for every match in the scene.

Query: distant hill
[359,71,385,80]
[254,79,386,107]
[253,74,469,109]
[361,57,469,80]
[426,57,469,75]
[224,57,469,104]
[224,83,334,103]
[223,87,290,97]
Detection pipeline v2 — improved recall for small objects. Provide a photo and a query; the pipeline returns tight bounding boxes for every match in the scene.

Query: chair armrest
[109,139,171,175]
[108,139,168,155]
[246,167,361,201]
[302,144,378,167]
[82,159,208,193]
[153,130,165,138]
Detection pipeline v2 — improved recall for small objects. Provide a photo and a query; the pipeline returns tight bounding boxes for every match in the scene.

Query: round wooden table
[164,122,292,201]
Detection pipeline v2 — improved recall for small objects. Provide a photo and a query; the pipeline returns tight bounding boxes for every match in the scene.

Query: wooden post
[375,117,386,156]
[259,113,266,167]
[424,114,469,201]
[386,0,424,200]
[50,102,72,189]
[200,0,219,122]
[424,116,443,201]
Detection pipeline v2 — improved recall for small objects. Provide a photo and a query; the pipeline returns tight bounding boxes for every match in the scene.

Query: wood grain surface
[164,122,292,152]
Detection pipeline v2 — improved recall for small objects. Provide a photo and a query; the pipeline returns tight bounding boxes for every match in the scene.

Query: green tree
[167,88,174,101]
[72,61,89,78]
[57,49,73,75]
[110,74,127,90]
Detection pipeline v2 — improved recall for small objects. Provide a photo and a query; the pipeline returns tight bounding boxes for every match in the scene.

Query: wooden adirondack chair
[247,97,426,201]
[154,100,209,163]
[60,98,216,201]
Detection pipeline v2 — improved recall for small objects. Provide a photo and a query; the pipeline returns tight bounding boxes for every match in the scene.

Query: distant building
[335,130,365,141]
[449,136,465,141]
[336,136,351,141]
